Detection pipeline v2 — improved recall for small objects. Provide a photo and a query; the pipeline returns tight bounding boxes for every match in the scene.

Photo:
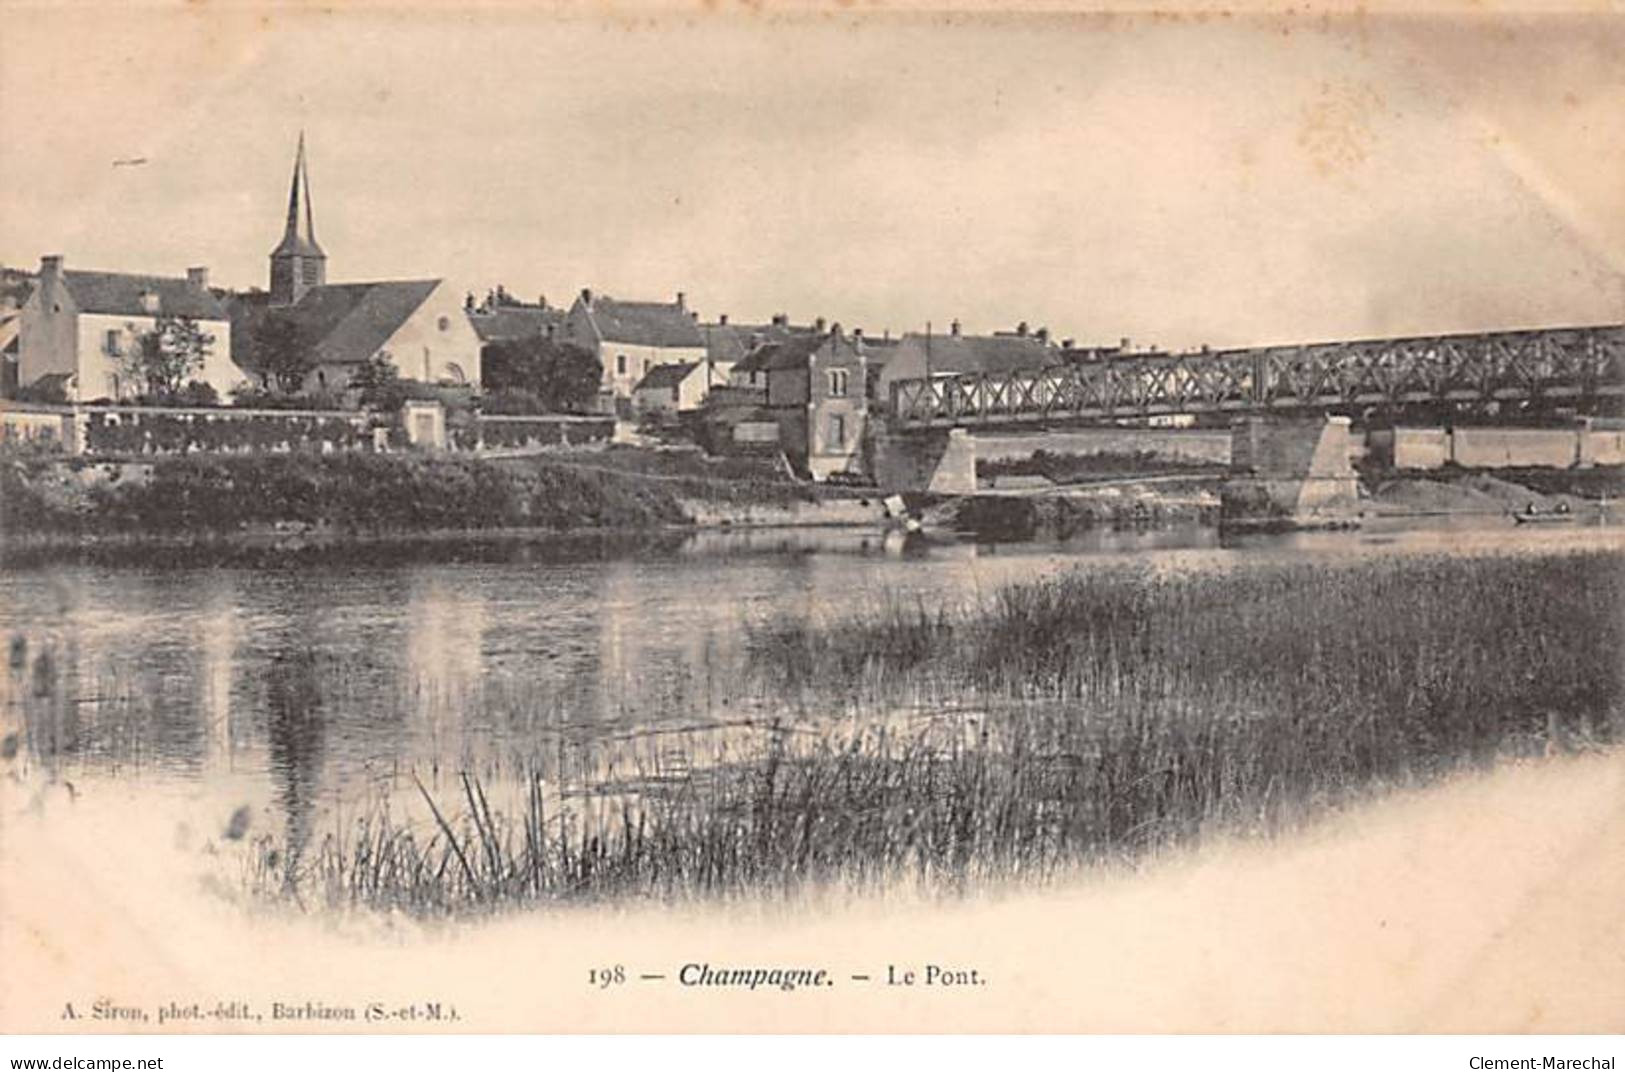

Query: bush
[1,452,693,537]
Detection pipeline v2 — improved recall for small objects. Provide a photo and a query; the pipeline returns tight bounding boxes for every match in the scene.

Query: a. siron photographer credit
[1,1,1622,1042]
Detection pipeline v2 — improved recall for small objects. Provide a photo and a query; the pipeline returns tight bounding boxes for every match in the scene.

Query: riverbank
[0,449,888,545]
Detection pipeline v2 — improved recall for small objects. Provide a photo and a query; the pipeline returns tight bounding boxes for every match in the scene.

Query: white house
[562,289,708,413]
[632,359,734,415]
[17,255,244,401]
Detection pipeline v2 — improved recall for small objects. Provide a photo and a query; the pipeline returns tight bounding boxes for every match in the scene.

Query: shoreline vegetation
[236,550,1622,917]
[5,447,1619,560]
[0,448,834,542]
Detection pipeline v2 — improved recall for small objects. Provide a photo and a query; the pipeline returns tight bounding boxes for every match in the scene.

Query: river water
[2,518,1621,851]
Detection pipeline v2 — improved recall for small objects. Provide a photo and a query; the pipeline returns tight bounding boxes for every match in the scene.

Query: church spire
[269,131,326,305]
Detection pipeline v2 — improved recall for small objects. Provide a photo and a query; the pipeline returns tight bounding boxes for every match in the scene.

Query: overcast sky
[2,5,1621,349]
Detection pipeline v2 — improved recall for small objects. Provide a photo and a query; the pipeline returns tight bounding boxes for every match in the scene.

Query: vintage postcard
[1,0,1622,1049]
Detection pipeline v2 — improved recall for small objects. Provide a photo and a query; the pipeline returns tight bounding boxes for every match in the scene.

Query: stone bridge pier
[870,427,978,495]
[1221,415,1361,529]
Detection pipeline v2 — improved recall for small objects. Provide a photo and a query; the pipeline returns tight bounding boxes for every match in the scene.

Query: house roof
[228,280,442,369]
[633,361,699,392]
[469,305,564,344]
[578,296,705,348]
[893,332,1056,376]
[760,334,829,372]
[59,270,229,320]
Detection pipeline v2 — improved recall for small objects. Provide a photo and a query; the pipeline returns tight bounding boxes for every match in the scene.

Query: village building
[466,297,566,347]
[754,325,869,480]
[230,135,482,396]
[561,289,707,414]
[873,320,1058,412]
[631,359,733,416]
[16,255,243,402]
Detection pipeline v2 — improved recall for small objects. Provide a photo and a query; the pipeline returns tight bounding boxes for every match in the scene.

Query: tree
[249,311,314,394]
[122,316,215,399]
[480,336,601,413]
[349,351,407,412]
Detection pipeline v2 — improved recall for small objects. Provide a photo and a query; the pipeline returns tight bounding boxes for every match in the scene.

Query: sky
[2,4,1622,350]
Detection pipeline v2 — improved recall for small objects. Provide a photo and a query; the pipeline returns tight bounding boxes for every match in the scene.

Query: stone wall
[1368,422,1623,470]
[972,428,1231,466]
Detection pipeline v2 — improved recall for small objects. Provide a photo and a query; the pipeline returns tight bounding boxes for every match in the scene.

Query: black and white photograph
[1,0,1622,1056]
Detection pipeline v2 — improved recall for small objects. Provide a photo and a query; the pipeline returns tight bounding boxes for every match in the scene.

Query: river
[2,517,1621,847]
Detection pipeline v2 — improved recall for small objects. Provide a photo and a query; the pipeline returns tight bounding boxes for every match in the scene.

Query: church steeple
[269,132,326,305]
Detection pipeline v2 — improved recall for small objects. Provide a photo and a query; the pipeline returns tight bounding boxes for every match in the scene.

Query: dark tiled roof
[581,297,704,348]
[759,334,828,372]
[701,320,822,362]
[470,305,564,343]
[894,332,1055,376]
[633,361,699,391]
[296,281,441,366]
[60,270,229,320]
[230,280,441,368]
[759,332,867,372]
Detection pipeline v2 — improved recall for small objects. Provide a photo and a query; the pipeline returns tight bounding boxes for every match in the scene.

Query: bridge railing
[888,324,1625,428]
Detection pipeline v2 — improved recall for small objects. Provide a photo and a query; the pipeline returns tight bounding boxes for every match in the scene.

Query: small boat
[1512,505,1575,525]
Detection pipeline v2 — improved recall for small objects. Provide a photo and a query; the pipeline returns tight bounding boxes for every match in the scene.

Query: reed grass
[247,550,1624,916]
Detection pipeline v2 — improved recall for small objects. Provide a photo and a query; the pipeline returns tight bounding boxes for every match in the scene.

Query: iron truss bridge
[887,323,1625,429]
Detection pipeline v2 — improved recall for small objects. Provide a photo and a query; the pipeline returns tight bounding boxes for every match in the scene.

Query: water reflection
[2,519,1621,810]
[264,647,324,877]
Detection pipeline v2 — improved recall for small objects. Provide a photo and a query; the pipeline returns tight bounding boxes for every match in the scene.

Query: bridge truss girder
[888,324,1625,429]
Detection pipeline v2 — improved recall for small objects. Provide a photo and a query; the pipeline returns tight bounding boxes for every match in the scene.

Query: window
[671,385,680,403]
[442,362,467,385]
[616,354,627,376]
[103,329,122,356]
[643,358,652,376]
[139,291,160,314]
[301,260,320,284]
[827,368,849,397]
[438,316,451,332]
[829,414,846,449]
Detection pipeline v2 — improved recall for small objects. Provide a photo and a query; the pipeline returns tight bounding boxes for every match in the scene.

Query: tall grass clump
[250,550,1625,916]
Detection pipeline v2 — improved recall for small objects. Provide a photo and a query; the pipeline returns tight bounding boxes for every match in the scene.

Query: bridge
[887,323,1625,429]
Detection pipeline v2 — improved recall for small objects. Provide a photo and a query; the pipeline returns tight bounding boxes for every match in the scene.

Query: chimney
[38,255,63,312]
[1119,337,1132,351]
[581,287,594,306]
[187,266,209,289]
[1061,338,1075,350]
[1016,321,1028,337]
[829,322,841,338]
[676,291,686,311]
[1035,326,1049,344]
[852,327,864,340]
[950,319,961,337]
[718,313,729,326]
[814,316,827,333]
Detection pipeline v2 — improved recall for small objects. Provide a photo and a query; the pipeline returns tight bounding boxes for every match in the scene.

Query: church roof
[232,280,441,369]
[60,269,229,320]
